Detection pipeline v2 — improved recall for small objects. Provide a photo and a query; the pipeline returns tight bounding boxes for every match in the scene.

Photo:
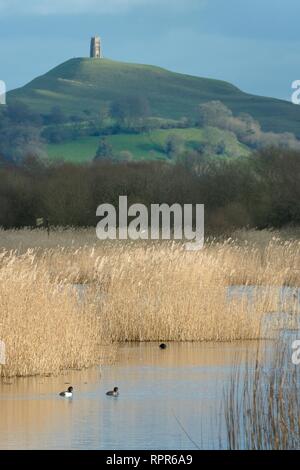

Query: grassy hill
[47,127,250,163]
[8,58,300,137]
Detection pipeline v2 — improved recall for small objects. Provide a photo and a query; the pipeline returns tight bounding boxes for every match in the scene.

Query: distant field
[46,127,250,163]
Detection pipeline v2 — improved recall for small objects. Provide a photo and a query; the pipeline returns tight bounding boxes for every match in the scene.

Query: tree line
[0,147,299,232]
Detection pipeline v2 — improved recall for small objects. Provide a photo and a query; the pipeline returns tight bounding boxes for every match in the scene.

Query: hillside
[47,127,250,163]
[7,58,300,137]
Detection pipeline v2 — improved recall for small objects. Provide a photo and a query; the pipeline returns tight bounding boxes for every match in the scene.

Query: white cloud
[0,0,203,16]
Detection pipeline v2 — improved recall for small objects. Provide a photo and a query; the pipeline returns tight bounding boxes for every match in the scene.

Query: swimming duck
[106,387,119,397]
[59,386,73,398]
[159,343,167,349]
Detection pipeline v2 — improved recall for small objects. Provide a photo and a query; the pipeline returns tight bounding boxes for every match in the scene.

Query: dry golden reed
[0,251,110,378]
[0,228,299,377]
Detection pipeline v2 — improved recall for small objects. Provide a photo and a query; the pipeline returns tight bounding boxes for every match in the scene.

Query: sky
[0,0,299,100]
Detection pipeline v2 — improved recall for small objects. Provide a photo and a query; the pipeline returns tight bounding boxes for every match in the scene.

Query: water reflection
[0,342,266,450]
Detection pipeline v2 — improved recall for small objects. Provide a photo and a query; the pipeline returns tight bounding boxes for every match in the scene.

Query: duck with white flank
[106,387,119,397]
[59,386,73,398]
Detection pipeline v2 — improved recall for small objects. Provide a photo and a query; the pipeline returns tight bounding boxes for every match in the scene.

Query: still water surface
[0,341,268,450]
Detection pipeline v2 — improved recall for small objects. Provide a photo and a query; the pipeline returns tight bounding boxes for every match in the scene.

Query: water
[228,285,300,307]
[0,341,263,450]
[228,285,300,337]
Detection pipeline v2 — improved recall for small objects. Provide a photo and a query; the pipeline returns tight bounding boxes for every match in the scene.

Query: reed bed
[0,228,299,376]
[0,251,112,377]
[223,341,300,450]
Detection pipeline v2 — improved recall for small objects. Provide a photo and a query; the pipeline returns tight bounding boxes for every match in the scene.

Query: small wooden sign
[36,218,44,227]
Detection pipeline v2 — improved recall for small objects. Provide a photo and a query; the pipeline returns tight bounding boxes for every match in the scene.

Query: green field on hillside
[8,58,300,137]
[46,127,250,163]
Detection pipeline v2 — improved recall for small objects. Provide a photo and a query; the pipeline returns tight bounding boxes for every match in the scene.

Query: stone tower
[90,36,102,58]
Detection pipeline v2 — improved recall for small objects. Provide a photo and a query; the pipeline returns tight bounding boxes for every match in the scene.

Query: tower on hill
[90,36,103,58]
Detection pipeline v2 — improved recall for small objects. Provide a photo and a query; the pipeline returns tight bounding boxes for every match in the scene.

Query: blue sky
[0,0,299,100]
